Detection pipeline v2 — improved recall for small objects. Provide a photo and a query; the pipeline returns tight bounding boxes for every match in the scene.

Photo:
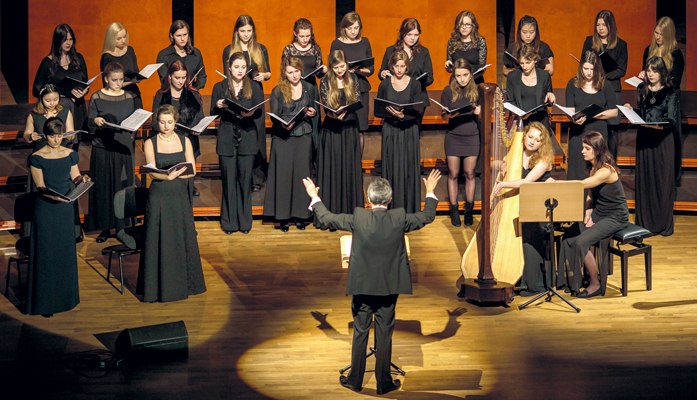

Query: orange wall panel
[28,0,171,110]
[357,1,498,92]
[516,0,656,90]
[194,1,335,96]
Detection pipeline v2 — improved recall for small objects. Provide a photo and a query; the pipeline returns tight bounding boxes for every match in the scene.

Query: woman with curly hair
[445,11,487,84]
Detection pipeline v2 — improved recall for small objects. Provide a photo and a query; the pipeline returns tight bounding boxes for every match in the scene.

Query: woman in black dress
[638,17,684,89]
[282,18,327,150]
[555,132,628,298]
[506,44,555,134]
[437,59,480,227]
[22,84,81,240]
[137,105,206,303]
[156,20,206,90]
[315,50,364,227]
[378,18,434,120]
[503,15,554,77]
[565,50,618,180]
[27,117,90,316]
[263,57,317,232]
[376,50,423,214]
[32,24,89,132]
[638,16,685,184]
[211,52,264,234]
[624,57,680,236]
[152,60,205,196]
[445,11,487,84]
[493,122,554,295]
[581,10,627,160]
[86,62,136,243]
[223,15,272,191]
[100,22,143,109]
[331,12,374,151]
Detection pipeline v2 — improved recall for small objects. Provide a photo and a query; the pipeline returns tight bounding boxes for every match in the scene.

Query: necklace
[649,86,662,104]
[158,132,176,142]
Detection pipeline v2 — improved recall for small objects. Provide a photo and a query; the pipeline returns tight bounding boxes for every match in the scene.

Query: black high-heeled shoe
[295,221,305,230]
[280,223,289,232]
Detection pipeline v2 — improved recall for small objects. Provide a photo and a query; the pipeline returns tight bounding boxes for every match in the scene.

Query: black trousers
[219,152,254,232]
[345,294,398,391]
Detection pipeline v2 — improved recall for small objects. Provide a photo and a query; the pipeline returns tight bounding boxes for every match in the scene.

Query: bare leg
[446,156,461,205]
[359,132,364,155]
[584,250,600,293]
[463,156,477,203]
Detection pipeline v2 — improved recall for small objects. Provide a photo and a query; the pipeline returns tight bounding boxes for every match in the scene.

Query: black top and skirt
[137,133,206,302]
[564,78,617,180]
[557,177,628,295]
[263,81,316,221]
[86,91,136,231]
[634,85,680,236]
[156,45,206,90]
[223,44,271,186]
[506,68,553,134]
[152,88,205,158]
[378,45,434,108]
[210,80,264,232]
[330,38,374,131]
[100,46,143,109]
[440,86,480,157]
[26,152,81,315]
[33,53,89,131]
[376,78,423,213]
[447,37,487,84]
[315,73,364,227]
[282,43,325,148]
[519,167,552,295]
[503,41,554,71]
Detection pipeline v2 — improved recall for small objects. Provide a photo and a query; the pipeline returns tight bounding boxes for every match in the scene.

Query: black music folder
[373,98,424,119]
[58,73,102,95]
[598,51,619,72]
[314,100,363,115]
[430,98,476,116]
[348,57,374,69]
[141,162,195,176]
[554,103,606,120]
[224,98,269,114]
[302,65,324,80]
[44,181,94,202]
[504,102,548,117]
[267,107,307,127]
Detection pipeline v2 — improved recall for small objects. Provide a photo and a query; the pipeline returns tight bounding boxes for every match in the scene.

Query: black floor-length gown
[635,85,680,236]
[137,134,206,302]
[26,152,80,315]
[519,168,552,295]
[377,78,422,213]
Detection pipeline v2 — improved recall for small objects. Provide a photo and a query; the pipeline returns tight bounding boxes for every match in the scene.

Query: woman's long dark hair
[583,131,620,176]
[49,24,81,78]
[512,15,540,59]
[393,18,422,56]
[641,56,672,101]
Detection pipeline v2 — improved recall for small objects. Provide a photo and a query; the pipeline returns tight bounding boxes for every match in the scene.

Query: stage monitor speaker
[114,320,188,364]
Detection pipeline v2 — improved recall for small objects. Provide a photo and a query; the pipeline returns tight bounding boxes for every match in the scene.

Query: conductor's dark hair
[366,178,392,206]
[49,24,81,77]
[43,116,65,136]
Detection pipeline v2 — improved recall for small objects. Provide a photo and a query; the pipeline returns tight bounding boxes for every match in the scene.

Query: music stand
[517,181,584,312]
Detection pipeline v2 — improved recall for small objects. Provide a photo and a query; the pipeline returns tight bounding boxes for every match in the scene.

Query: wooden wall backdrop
[356,1,498,93]
[516,0,656,90]
[688,0,695,91]
[27,0,172,108]
[194,1,336,96]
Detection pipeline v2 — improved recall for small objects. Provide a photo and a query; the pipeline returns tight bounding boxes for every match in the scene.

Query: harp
[458,83,524,304]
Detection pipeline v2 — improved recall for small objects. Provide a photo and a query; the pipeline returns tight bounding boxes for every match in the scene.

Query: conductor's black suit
[313,197,437,391]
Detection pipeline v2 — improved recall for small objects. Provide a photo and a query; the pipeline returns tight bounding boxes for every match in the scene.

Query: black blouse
[210,80,264,156]
[269,81,315,137]
[330,38,374,93]
[282,43,326,87]
[100,46,141,100]
[376,78,422,125]
[565,78,617,136]
[503,41,554,68]
[379,45,433,106]
[33,53,88,99]
[440,85,479,136]
[637,84,680,135]
[156,45,207,90]
[319,72,362,123]
[87,90,136,153]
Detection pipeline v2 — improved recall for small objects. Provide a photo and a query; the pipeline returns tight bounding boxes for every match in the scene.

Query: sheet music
[137,63,164,79]
[86,72,103,85]
[503,102,526,117]
[473,64,492,76]
[624,76,643,87]
[553,103,576,118]
[104,109,153,132]
[177,115,218,133]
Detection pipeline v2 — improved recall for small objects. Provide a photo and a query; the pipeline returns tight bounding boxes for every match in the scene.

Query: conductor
[303,169,442,395]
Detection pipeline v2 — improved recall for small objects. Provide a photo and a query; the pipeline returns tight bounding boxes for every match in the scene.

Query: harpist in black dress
[376,50,423,214]
[263,57,317,231]
[631,57,680,236]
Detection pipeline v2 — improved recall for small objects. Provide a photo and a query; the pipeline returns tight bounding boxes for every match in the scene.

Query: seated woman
[492,122,554,295]
[137,105,206,303]
[554,131,628,298]
[27,117,90,317]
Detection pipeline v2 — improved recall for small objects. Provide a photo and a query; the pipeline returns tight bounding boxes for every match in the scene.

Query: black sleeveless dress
[137,134,206,302]
[519,167,551,295]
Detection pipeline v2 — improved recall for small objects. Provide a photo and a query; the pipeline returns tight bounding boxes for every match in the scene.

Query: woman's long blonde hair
[230,15,267,73]
[525,122,554,169]
[647,16,678,71]
[101,22,128,54]
[325,50,357,108]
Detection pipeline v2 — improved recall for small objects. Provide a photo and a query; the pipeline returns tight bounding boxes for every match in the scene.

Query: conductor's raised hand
[423,169,442,194]
[302,177,319,198]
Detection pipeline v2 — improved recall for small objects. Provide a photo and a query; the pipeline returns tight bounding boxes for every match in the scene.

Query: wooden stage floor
[1,215,697,399]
